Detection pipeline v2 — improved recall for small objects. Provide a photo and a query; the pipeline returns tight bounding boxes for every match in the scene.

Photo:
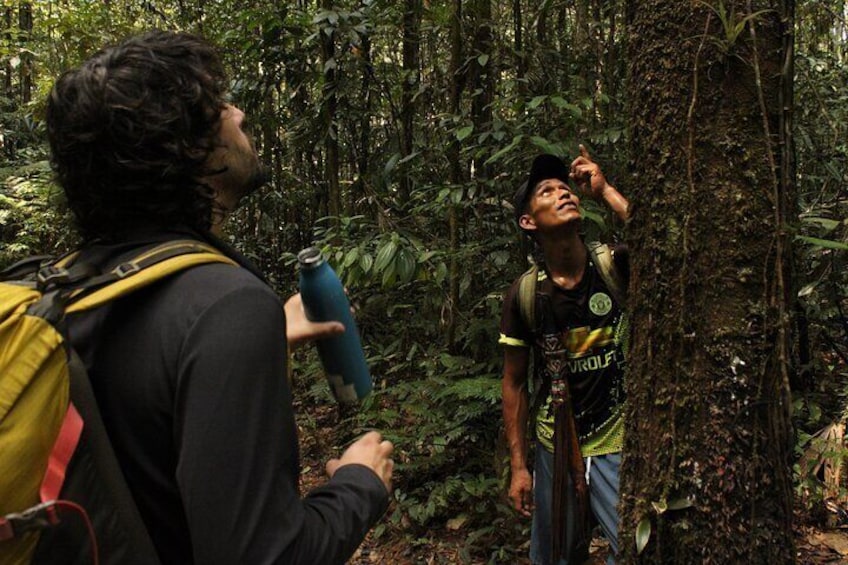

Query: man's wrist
[510,460,529,473]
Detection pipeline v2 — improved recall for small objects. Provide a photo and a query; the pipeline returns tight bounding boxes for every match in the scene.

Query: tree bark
[3,7,11,101]
[513,0,527,100]
[469,0,493,142]
[352,26,372,216]
[619,1,795,563]
[19,2,32,105]
[399,0,421,206]
[320,0,341,229]
[446,0,464,350]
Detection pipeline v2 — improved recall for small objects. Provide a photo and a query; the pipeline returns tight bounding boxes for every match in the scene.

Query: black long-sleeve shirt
[66,232,388,564]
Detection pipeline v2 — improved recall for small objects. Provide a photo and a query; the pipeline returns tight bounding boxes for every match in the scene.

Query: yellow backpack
[0,240,236,564]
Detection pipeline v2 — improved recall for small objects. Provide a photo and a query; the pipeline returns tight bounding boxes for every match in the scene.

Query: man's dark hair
[46,31,228,240]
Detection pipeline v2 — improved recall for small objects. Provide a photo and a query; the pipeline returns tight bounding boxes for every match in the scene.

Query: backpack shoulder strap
[63,240,237,315]
[517,264,539,332]
[586,240,626,307]
[30,349,163,564]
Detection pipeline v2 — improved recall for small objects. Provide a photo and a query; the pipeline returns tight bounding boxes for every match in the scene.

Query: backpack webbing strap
[517,265,539,332]
[586,240,626,307]
[42,240,227,295]
[65,250,236,314]
[41,404,83,502]
[516,241,626,330]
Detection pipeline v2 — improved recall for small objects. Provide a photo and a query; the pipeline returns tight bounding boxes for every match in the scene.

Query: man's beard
[229,145,270,205]
[238,160,270,201]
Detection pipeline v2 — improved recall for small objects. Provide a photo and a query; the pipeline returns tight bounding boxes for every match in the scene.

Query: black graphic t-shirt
[500,247,628,455]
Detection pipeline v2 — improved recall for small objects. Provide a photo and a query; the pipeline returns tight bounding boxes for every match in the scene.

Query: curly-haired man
[46,31,392,564]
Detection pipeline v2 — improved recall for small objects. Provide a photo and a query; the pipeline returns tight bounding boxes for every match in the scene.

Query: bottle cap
[297,247,325,270]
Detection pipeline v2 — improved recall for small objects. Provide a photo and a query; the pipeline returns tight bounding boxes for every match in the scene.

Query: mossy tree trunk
[619,1,796,563]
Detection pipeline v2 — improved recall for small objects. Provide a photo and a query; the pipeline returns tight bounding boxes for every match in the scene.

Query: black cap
[512,154,569,223]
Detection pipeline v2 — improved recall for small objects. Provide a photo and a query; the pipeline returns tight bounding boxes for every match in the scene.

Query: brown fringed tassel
[551,400,589,563]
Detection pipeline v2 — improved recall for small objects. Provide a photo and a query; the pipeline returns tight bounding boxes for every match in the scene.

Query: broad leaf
[636,517,652,554]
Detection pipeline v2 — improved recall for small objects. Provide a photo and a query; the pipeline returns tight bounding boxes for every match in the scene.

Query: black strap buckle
[37,265,71,287]
[114,262,141,278]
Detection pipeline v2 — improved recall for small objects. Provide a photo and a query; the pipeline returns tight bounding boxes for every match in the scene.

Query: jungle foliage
[1,0,846,561]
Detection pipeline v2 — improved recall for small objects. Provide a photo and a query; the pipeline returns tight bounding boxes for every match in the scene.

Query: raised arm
[569,144,630,223]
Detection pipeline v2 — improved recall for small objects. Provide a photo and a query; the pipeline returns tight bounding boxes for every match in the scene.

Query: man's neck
[538,229,586,290]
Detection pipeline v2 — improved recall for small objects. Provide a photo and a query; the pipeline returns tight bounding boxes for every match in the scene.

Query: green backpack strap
[517,264,539,332]
[586,240,626,308]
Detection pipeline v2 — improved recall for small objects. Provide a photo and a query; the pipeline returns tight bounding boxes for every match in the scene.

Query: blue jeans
[530,445,621,565]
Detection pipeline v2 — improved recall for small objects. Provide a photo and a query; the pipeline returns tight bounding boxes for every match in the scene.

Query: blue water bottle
[297,247,372,404]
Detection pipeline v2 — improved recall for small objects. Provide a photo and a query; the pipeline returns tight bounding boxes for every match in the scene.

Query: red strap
[41,403,84,502]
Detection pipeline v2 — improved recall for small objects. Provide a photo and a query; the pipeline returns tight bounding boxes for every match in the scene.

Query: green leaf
[477,54,489,67]
[359,253,373,273]
[528,95,546,109]
[375,240,397,272]
[550,95,568,108]
[312,10,335,24]
[382,261,397,287]
[435,262,448,284]
[801,216,840,231]
[809,402,822,423]
[636,517,652,554]
[795,235,848,250]
[419,250,438,263]
[384,153,401,177]
[456,125,474,141]
[548,97,582,117]
[343,247,359,268]
[667,497,694,511]
[398,151,420,164]
[651,500,668,515]
[485,135,523,166]
[397,250,416,283]
[529,136,560,155]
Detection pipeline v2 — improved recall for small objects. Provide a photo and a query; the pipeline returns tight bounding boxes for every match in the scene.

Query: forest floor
[295,400,848,564]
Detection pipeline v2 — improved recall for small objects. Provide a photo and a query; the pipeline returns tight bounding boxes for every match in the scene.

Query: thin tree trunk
[3,7,11,101]
[399,0,421,206]
[19,2,32,105]
[320,0,341,229]
[3,7,13,162]
[513,0,526,100]
[446,0,464,350]
[470,0,493,178]
[353,30,372,217]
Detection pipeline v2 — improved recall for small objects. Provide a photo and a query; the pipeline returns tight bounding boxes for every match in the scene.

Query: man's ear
[518,213,536,231]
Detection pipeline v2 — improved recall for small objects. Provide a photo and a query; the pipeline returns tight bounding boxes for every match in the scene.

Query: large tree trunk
[619,1,795,563]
